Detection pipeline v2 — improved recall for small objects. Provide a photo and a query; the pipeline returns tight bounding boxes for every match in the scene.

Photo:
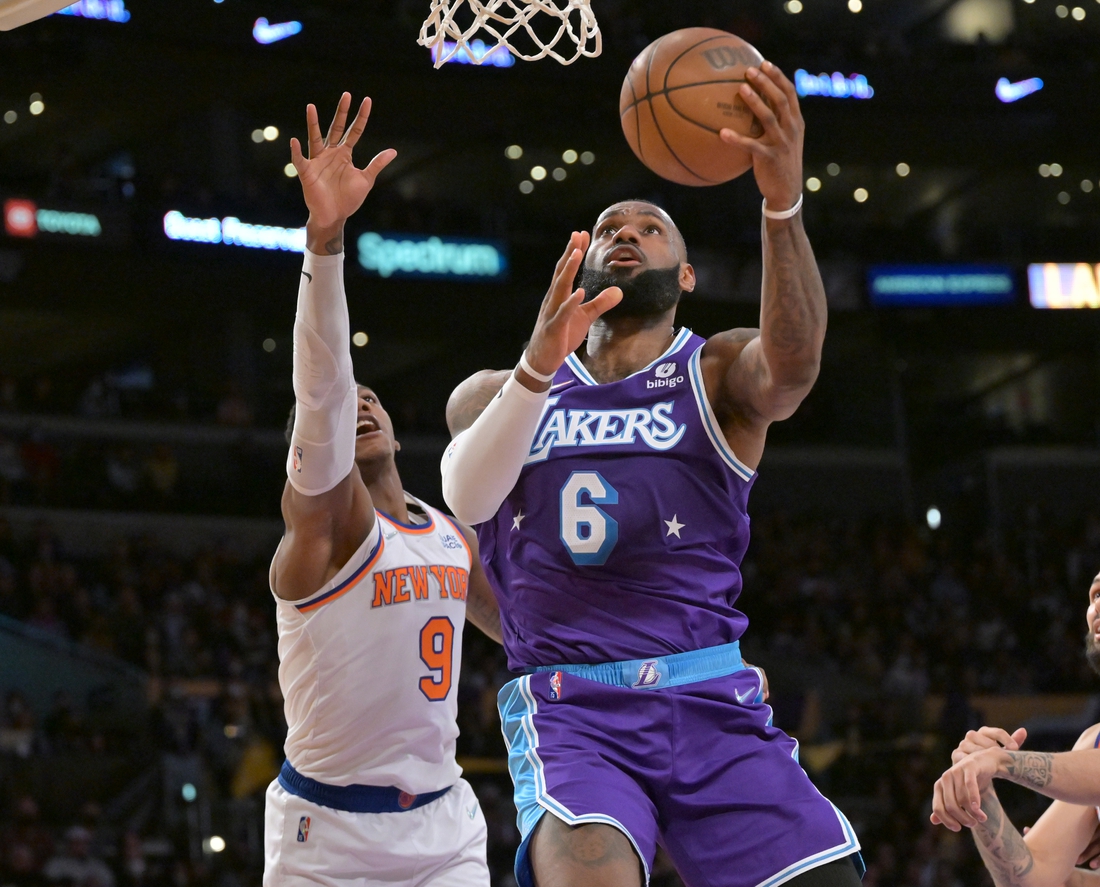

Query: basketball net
[418,0,601,68]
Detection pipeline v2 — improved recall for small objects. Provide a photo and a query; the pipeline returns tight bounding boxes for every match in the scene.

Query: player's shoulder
[1072,722,1100,750]
[446,368,512,436]
[702,327,760,362]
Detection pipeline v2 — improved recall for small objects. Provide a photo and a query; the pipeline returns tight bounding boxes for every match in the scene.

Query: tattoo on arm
[1004,752,1055,789]
[323,233,343,256]
[973,789,1036,887]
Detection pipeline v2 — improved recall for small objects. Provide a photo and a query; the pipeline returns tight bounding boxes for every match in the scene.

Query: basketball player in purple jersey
[441,63,862,887]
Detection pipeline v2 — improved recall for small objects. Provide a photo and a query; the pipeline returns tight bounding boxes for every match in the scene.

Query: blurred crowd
[1,507,1099,886]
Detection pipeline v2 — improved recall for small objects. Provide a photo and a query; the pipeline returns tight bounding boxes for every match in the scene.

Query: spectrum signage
[163,211,305,252]
[3,198,103,238]
[868,264,1015,307]
[357,231,507,281]
[1028,263,1100,309]
[795,69,874,99]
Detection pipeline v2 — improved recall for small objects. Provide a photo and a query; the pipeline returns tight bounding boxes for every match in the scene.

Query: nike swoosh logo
[301,271,312,283]
[735,687,757,704]
[995,77,1043,103]
[253,17,303,45]
[550,380,573,391]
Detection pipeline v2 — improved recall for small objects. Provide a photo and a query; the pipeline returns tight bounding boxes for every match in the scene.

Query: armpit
[446,369,512,436]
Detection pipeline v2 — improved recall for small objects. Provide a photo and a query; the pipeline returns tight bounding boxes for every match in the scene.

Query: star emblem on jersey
[664,515,684,538]
[655,361,677,378]
[512,510,526,530]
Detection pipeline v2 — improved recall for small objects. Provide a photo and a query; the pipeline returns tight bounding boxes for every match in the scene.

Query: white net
[418,0,601,68]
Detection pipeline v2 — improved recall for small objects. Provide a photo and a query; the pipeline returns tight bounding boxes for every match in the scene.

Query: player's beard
[1086,631,1100,677]
[576,264,682,320]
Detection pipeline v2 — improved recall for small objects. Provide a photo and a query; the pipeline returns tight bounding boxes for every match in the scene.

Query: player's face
[587,203,682,279]
[1084,572,1100,677]
[354,386,398,464]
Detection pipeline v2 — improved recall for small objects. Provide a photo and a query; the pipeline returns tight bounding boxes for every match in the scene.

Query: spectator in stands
[0,431,27,503]
[7,796,55,874]
[0,691,38,758]
[43,691,88,753]
[43,826,115,887]
[143,444,178,506]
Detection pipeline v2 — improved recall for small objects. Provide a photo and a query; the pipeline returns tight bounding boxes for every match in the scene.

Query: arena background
[1,1,1099,884]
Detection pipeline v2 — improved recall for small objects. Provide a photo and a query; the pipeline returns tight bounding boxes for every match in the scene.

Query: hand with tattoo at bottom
[718,61,804,213]
[290,93,397,252]
[931,746,1003,831]
[951,726,1027,765]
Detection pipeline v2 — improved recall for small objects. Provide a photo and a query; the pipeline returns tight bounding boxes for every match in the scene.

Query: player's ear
[394,438,401,453]
[679,262,696,293]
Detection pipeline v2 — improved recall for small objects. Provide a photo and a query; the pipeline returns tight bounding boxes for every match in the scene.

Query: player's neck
[359,460,408,522]
[582,311,677,383]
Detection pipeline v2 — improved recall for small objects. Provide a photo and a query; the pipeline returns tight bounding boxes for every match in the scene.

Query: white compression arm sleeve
[286,249,358,496]
[441,372,549,525]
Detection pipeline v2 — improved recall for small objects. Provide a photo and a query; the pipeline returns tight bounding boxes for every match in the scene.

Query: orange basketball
[620,28,765,187]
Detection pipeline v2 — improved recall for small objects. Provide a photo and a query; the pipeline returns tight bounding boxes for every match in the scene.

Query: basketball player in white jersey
[930,570,1100,887]
[264,93,498,887]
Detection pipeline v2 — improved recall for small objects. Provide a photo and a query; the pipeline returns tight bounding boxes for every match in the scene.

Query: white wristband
[762,194,804,220]
[519,351,556,384]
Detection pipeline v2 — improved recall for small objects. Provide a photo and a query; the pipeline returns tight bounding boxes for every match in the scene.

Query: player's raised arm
[715,62,826,431]
[274,94,397,602]
[440,232,621,525]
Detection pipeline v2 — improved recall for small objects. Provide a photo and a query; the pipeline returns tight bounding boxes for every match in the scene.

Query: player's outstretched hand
[950,726,1027,765]
[718,61,803,214]
[523,232,622,379]
[290,93,397,231]
[930,747,1003,831]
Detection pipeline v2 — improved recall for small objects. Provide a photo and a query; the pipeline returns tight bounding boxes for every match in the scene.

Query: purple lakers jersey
[477,329,757,672]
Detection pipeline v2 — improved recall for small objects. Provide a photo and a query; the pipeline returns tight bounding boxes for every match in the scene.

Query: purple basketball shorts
[498,646,861,887]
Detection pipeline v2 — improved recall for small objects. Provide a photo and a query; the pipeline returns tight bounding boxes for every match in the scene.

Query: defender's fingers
[931,781,958,831]
[362,148,398,182]
[746,66,790,123]
[738,83,780,137]
[289,138,308,174]
[342,96,373,149]
[325,92,353,147]
[1011,727,1027,747]
[963,768,986,821]
[305,104,324,157]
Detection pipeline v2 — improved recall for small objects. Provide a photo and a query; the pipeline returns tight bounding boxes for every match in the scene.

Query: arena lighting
[430,38,515,66]
[357,231,508,281]
[868,264,1016,307]
[926,507,942,530]
[163,210,306,252]
[55,0,129,21]
[3,198,102,238]
[253,17,301,44]
[995,76,1043,103]
[181,783,197,802]
[794,69,874,99]
[1028,263,1100,309]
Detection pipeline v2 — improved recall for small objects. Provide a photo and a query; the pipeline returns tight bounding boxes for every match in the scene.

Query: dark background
[1,2,1100,886]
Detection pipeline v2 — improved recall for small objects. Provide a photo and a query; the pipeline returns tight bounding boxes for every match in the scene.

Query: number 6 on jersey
[559,471,619,565]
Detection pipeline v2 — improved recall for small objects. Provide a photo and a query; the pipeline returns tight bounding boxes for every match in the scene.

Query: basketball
[619,28,765,187]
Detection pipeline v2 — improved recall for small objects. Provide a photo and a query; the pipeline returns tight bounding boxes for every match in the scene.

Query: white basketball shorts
[263,777,489,887]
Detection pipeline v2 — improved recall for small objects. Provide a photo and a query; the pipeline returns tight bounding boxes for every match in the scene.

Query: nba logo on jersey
[632,660,662,688]
[293,446,303,473]
[297,816,310,842]
[549,671,563,701]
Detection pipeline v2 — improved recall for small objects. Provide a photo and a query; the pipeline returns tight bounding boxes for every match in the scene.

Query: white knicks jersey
[272,495,472,794]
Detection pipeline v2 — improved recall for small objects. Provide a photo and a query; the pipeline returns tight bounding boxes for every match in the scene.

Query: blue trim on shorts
[528,641,749,692]
[277,761,451,813]
[498,676,652,887]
